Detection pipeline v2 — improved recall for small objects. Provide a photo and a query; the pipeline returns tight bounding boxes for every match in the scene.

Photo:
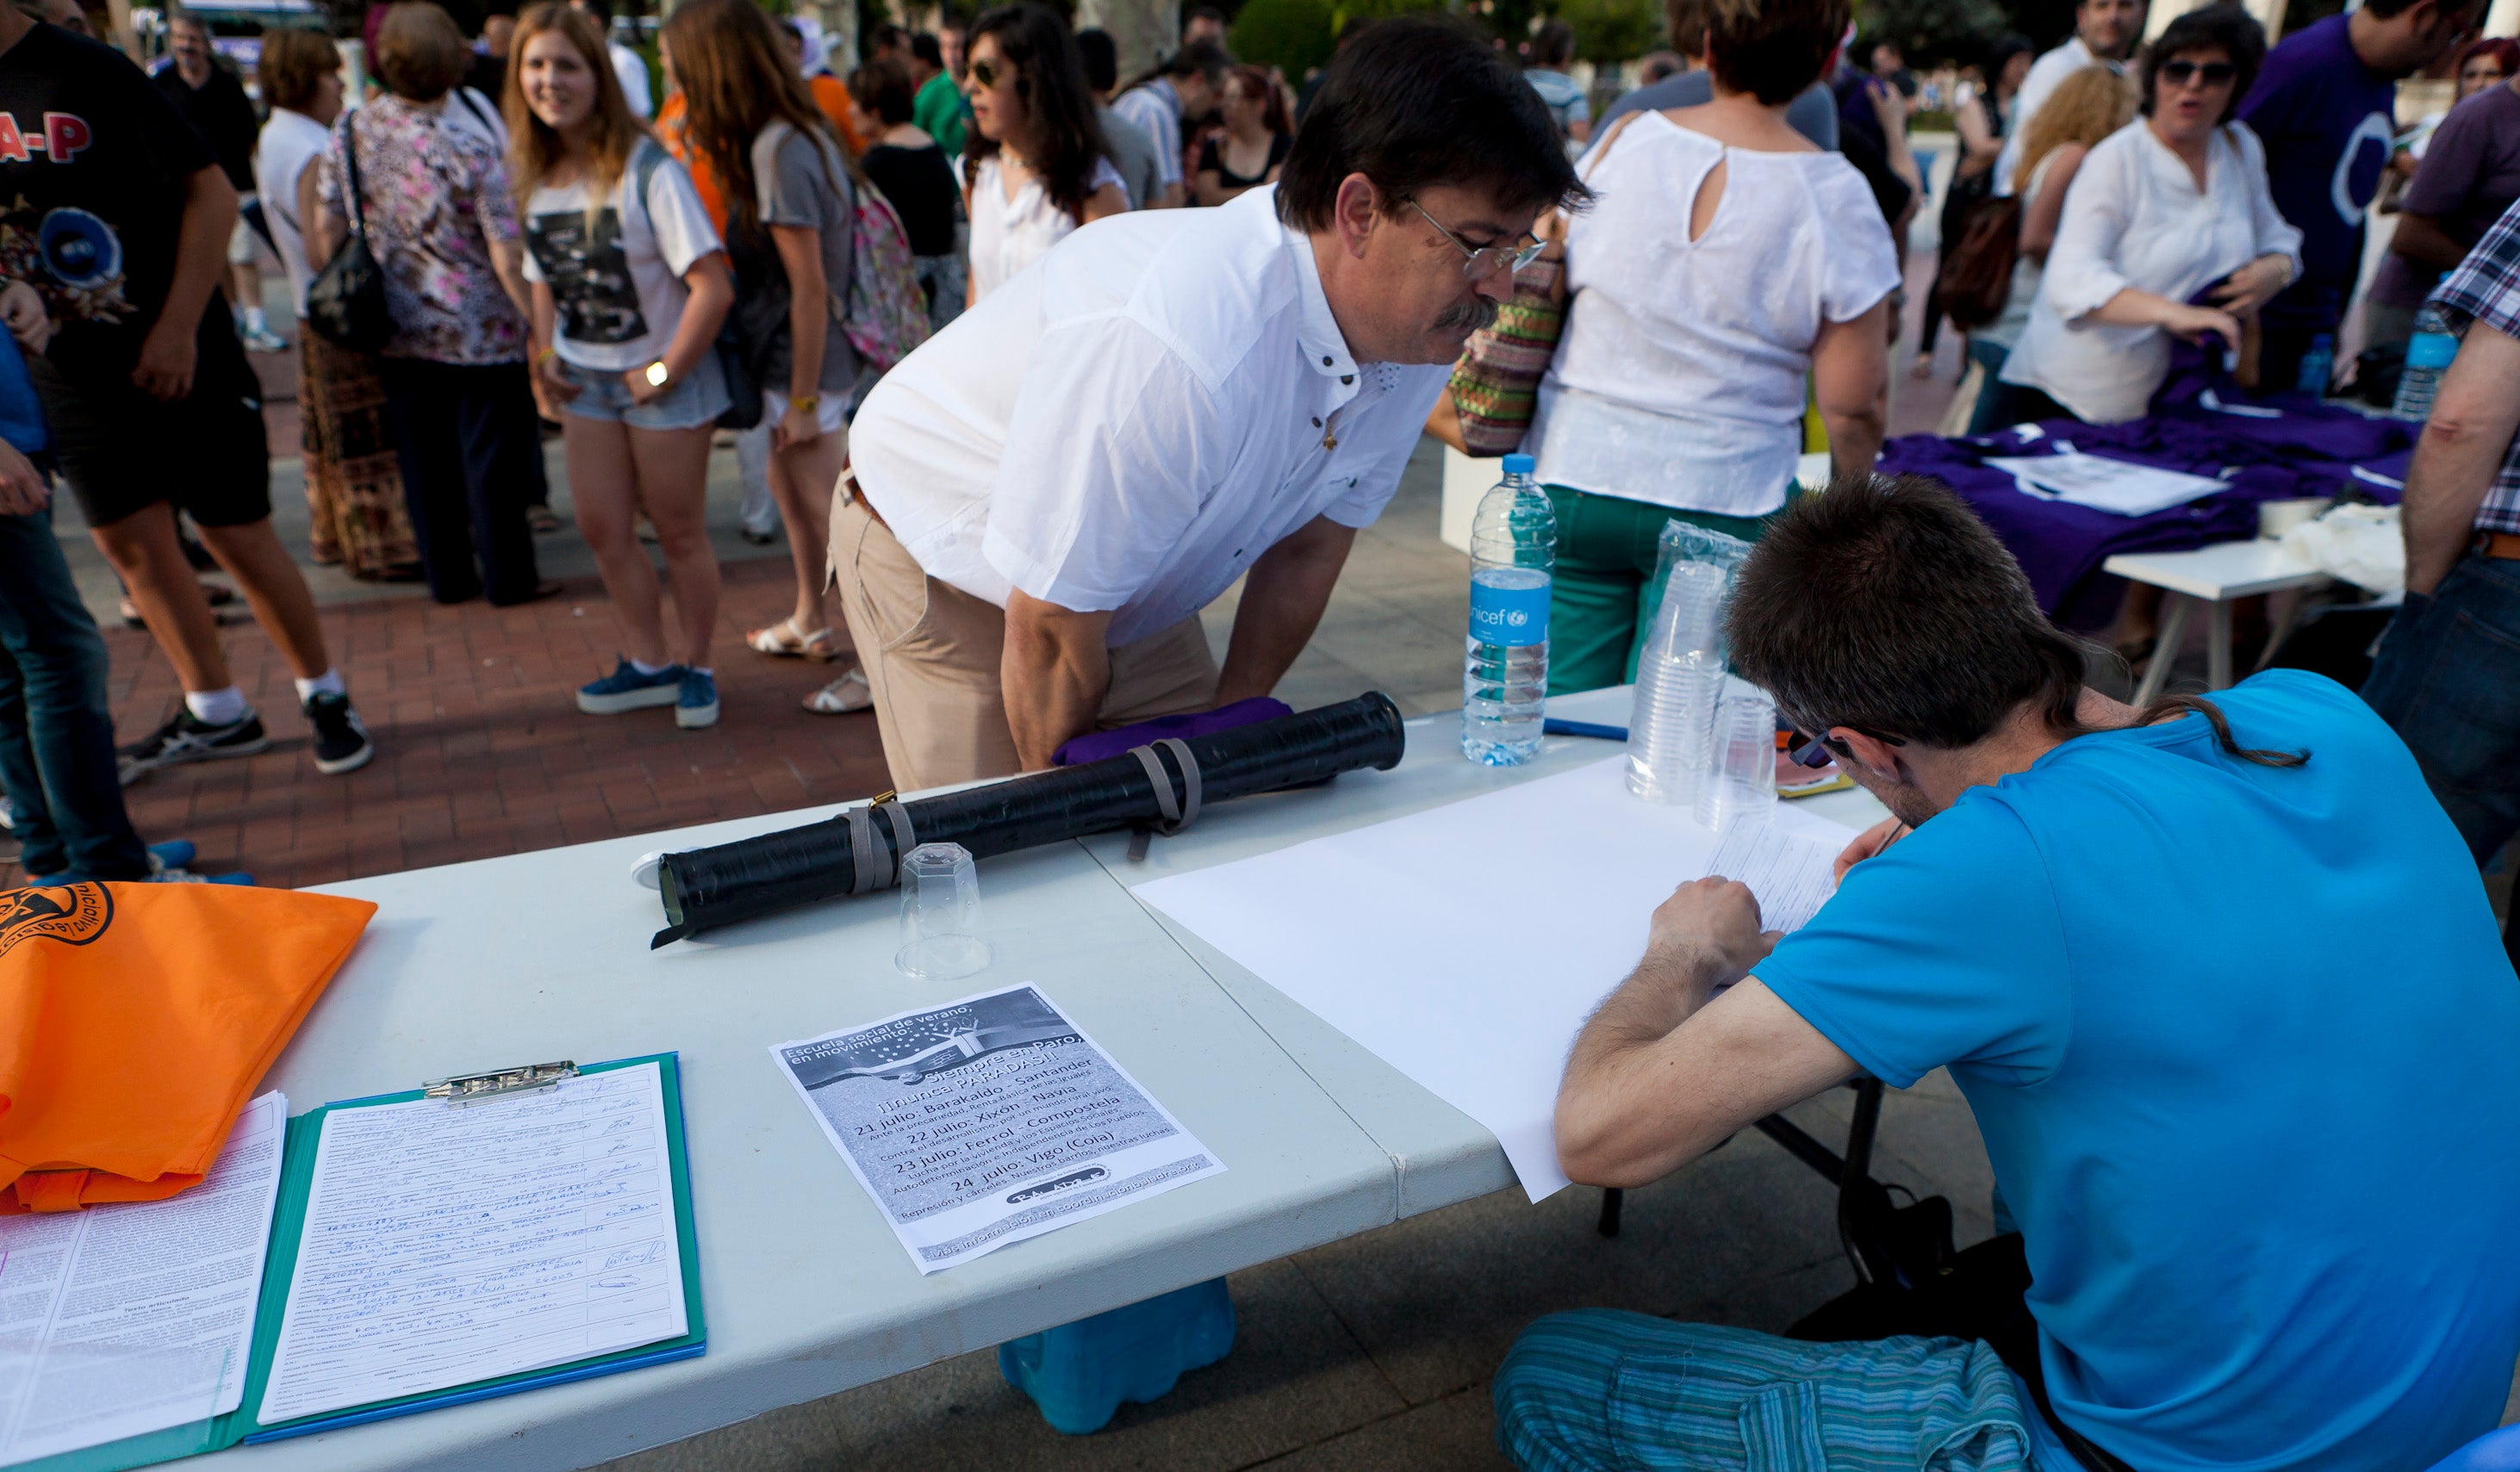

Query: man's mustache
[1434,297,1500,335]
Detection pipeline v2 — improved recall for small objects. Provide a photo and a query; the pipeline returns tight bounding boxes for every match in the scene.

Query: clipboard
[16,1053,705,1472]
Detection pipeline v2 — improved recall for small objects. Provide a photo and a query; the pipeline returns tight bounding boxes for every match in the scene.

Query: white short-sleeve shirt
[849,186,1450,648]
[519,145,724,371]
[1999,121,2305,424]
[965,153,1126,302]
[254,108,329,318]
[1529,112,1900,516]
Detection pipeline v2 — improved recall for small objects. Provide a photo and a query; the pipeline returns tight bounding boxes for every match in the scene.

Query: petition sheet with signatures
[773,985,1224,1273]
[256,1063,685,1425]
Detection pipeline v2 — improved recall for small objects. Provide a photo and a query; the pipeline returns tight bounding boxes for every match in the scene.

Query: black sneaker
[118,707,269,785]
[302,690,375,775]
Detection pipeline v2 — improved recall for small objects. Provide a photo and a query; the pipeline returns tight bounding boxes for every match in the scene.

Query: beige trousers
[830,494,1220,792]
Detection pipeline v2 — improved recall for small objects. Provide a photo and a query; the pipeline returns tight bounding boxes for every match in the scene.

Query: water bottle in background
[2293,332,2334,397]
[1462,452,1556,766]
[2396,306,2459,422]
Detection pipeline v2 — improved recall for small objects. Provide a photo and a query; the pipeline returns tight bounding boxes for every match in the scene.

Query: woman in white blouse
[1996,4,2302,425]
[961,3,1127,304]
[1514,0,1897,693]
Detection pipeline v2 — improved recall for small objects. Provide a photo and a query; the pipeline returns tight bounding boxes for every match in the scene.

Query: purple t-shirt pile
[2237,14,2399,338]
[1879,357,2412,630]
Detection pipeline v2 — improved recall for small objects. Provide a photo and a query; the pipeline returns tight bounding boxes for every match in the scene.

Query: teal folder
[16,1053,706,1472]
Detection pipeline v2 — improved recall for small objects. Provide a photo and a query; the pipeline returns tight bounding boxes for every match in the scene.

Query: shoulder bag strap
[339,110,369,242]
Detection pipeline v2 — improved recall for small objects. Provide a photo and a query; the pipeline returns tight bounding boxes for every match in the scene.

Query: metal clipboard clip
[422,1060,579,1105]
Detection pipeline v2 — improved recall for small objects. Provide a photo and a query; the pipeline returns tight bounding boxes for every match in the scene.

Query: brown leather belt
[2473,531,2520,561]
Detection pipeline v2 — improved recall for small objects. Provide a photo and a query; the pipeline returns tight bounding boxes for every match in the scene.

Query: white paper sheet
[257,1062,684,1425]
[1985,452,2228,516]
[1703,814,1842,934]
[773,984,1225,1274]
[1136,757,1853,1199]
[0,1090,286,1467]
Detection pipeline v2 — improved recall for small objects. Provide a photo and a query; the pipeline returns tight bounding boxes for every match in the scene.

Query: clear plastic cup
[895,842,992,979]
[1695,689,1778,832]
[1627,556,1733,804]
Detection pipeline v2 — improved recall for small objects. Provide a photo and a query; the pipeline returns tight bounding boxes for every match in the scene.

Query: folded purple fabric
[1878,388,2413,630]
[1053,697,1296,767]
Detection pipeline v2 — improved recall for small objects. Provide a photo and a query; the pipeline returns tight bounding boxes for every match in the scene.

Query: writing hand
[1644,876,1779,987]
[1832,816,1910,882]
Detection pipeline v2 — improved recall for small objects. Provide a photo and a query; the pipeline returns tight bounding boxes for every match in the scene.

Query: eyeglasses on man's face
[1408,199,1545,281]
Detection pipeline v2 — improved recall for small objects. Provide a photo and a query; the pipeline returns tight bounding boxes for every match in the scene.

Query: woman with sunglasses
[961,3,1126,306]
[1995,4,2301,426]
[1490,0,1898,698]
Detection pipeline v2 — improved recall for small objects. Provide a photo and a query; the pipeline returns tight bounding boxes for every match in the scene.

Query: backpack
[749,121,931,375]
[630,138,763,430]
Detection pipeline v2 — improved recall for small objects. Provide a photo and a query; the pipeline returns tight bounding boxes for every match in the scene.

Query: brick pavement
[8,558,893,890]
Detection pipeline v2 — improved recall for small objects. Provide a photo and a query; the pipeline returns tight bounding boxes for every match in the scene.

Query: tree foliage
[1858,0,2008,63]
[1228,0,1440,78]
[1553,0,1661,65]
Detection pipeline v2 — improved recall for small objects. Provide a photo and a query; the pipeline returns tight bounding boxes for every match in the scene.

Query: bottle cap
[1502,453,1536,476]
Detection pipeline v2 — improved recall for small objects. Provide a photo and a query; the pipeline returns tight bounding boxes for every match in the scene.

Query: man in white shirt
[1109,40,1227,208]
[571,0,650,118]
[1993,0,2142,195]
[836,17,1585,791]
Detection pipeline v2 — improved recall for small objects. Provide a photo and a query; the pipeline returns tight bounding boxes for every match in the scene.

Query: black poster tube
[651,693,1407,947]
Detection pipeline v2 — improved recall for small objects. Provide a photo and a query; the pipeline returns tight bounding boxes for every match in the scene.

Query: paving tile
[602,1259,1403,1472]
[1288,1129,1849,1406]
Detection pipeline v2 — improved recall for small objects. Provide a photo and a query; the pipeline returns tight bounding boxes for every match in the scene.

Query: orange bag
[0,882,375,1213]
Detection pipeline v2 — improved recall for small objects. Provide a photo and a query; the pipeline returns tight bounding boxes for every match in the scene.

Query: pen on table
[1543,718,1628,741]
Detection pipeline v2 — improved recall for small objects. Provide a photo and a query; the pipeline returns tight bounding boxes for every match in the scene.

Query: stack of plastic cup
[895,842,992,979]
[1627,558,1731,804]
[1696,689,1779,832]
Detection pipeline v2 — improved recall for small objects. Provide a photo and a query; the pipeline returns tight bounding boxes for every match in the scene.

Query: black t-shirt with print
[0,23,219,388]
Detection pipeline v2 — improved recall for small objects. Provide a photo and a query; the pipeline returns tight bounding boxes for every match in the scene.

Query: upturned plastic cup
[1695,689,1779,832]
[1627,557,1732,803]
[895,842,992,979]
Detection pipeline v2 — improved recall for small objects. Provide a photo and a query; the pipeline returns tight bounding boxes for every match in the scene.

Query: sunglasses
[1787,724,1907,768]
[2158,59,2238,87]
[1409,200,1546,281]
[967,58,1001,90]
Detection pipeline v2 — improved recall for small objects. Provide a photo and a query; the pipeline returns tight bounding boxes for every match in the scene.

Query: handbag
[1933,195,2022,332]
[304,112,393,353]
[1443,110,1641,457]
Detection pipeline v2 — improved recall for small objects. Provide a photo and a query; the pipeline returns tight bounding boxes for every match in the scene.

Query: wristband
[790,392,822,413]
[535,346,557,366]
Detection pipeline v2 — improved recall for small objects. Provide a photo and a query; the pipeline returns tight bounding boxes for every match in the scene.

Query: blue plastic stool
[2426,1425,2520,1472]
[998,1277,1235,1434]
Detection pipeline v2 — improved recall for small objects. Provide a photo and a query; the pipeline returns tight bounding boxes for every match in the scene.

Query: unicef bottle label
[2407,332,2459,370]
[1469,579,1552,648]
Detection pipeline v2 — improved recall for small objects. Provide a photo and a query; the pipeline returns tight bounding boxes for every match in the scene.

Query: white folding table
[2101,539,2327,702]
[210,691,1886,1472]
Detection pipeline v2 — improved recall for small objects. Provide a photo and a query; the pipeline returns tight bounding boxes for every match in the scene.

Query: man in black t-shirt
[0,5,372,779]
[152,10,285,352]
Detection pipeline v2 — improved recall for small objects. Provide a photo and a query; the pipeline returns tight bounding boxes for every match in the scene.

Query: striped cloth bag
[1445,254,1568,457]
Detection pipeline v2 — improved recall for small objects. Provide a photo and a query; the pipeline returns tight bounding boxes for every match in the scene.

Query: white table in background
[218,687,1883,1471]
[2102,539,2326,702]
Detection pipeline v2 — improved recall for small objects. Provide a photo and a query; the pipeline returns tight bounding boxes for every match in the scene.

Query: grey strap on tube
[1128,738,1204,839]
[844,799,919,894]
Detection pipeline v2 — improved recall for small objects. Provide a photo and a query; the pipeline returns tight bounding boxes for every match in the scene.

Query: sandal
[747,616,840,661]
[804,668,873,715]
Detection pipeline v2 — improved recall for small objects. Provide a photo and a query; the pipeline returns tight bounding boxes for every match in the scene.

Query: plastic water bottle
[2293,332,2334,397]
[1462,453,1556,766]
[2396,306,2458,421]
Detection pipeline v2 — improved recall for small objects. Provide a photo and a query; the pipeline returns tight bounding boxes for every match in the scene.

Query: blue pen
[1543,717,1628,742]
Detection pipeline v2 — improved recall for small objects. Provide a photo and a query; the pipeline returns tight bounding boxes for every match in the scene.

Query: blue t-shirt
[1755,671,2520,1470]
[2237,14,2399,334]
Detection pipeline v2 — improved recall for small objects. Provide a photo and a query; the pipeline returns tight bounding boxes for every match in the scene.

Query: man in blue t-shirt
[1494,475,2520,1471]
[2239,0,2477,392]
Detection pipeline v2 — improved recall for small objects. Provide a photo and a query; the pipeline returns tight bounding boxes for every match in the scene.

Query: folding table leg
[2132,593,2193,705]
[2206,599,2234,690]
[1598,1187,1623,1238]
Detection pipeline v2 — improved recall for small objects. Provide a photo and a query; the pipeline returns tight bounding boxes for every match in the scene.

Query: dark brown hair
[1727,475,2306,766]
[661,0,855,235]
[962,3,1109,226]
[257,27,340,114]
[1703,0,1852,105]
[849,54,920,127]
[375,1,470,102]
